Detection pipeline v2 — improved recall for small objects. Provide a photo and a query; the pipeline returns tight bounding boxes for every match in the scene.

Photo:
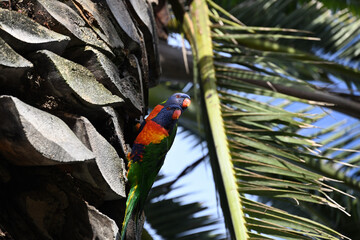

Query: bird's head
[163,93,191,111]
[152,104,183,131]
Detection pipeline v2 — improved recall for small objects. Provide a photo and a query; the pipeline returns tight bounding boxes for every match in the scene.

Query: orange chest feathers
[134,120,169,145]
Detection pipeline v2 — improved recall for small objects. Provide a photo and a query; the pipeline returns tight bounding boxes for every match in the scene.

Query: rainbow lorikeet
[121,93,191,240]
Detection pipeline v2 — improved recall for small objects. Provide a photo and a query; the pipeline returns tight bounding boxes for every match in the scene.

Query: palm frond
[167,0,360,239]
[215,0,360,63]
[215,0,360,93]
[145,175,225,240]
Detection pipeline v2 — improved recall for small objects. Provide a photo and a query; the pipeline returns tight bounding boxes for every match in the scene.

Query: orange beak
[182,98,191,108]
[172,109,182,119]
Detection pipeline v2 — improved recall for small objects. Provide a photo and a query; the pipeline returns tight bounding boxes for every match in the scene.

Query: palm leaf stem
[190,0,248,239]
[217,73,360,119]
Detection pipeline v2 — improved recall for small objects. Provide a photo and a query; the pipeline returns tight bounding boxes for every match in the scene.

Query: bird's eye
[166,107,171,110]
[176,95,180,98]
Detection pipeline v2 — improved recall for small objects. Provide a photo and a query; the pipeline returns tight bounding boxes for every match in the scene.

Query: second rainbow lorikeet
[121,93,191,240]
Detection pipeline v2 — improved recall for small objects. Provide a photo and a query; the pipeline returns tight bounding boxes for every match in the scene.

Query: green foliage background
[145,1,360,239]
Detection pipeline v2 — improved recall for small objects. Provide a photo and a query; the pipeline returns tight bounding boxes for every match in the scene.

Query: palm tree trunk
[0,0,159,239]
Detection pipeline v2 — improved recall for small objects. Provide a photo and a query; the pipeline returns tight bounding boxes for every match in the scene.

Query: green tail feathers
[121,185,139,240]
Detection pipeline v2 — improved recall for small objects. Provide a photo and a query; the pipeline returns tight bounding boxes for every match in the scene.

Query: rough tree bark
[0,0,160,239]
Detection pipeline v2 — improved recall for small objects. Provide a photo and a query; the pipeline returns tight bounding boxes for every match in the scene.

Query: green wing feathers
[120,133,174,240]
[121,184,140,240]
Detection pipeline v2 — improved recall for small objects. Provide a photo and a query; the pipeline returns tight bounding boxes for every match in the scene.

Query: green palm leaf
[165,0,360,239]
[145,175,225,240]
